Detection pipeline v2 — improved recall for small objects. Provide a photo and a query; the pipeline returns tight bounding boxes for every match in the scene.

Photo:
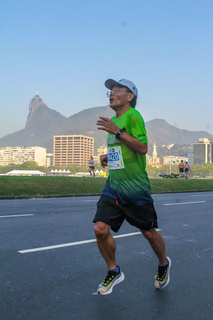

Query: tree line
[0,161,106,175]
[0,162,212,178]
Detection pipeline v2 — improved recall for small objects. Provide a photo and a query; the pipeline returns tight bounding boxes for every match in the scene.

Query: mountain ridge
[0,95,212,154]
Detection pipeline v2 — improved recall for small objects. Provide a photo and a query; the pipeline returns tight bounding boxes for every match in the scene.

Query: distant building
[53,135,94,167]
[163,156,188,165]
[0,146,46,167]
[188,138,213,165]
[97,146,107,162]
[0,147,11,166]
[146,155,152,165]
[187,145,194,165]
[167,144,174,150]
[46,153,53,167]
[161,144,174,149]
[147,143,160,167]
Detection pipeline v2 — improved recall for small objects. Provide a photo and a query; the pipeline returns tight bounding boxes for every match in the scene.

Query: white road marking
[164,201,206,206]
[190,194,213,197]
[0,214,34,218]
[18,239,98,254]
[18,230,161,254]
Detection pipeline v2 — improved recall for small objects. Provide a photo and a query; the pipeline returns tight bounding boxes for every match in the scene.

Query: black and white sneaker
[97,266,125,295]
[154,257,171,289]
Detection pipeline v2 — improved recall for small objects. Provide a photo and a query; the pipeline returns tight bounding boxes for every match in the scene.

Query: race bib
[107,146,125,170]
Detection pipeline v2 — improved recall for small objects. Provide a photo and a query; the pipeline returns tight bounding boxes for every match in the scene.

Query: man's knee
[141,228,156,241]
[94,222,110,240]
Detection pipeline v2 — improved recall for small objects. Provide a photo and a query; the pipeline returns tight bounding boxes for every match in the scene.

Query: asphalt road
[0,192,213,320]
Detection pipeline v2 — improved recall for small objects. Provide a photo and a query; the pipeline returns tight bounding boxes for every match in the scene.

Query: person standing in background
[184,162,191,179]
[178,160,184,178]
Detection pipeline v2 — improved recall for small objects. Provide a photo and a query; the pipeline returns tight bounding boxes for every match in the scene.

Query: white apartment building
[46,153,53,167]
[163,156,188,165]
[0,147,11,166]
[0,146,46,167]
[187,145,194,165]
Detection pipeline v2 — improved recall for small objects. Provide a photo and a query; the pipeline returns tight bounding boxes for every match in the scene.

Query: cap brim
[105,79,124,90]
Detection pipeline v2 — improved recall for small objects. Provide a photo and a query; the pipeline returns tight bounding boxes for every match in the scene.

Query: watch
[115,127,126,140]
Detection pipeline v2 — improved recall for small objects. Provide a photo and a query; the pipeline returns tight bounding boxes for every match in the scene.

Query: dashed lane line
[164,201,206,206]
[190,194,213,197]
[0,214,34,218]
[18,230,161,254]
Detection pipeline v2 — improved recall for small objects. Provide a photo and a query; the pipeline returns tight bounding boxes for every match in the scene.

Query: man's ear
[127,92,134,102]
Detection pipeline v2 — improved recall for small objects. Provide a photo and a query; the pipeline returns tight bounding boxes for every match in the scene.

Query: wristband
[115,127,126,140]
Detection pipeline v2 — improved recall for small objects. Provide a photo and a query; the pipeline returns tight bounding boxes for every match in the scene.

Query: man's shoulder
[128,108,145,125]
[128,108,142,116]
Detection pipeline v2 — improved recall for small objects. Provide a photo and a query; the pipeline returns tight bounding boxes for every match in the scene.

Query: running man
[88,156,95,177]
[93,78,171,295]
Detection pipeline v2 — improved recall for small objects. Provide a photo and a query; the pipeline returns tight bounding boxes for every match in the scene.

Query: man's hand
[97,117,147,155]
[97,117,120,134]
[100,154,108,168]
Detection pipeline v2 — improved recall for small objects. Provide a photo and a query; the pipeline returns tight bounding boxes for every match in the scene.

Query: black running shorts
[179,168,183,173]
[93,195,158,232]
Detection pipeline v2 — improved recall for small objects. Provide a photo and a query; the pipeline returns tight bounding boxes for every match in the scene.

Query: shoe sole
[155,257,171,289]
[98,272,125,295]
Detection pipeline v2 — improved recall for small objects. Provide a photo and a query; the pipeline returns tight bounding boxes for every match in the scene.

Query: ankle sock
[109,265,120,273]
[159,260,169,268]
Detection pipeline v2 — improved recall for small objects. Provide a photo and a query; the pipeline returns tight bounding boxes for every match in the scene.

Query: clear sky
[1,0,213,138]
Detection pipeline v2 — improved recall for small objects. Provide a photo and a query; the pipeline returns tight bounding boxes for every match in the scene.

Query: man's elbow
[139,144,148,155]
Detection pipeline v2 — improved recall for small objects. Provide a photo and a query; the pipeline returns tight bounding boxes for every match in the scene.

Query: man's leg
[141,228,171,289]
[94,221,117,269]
[94,221,124,295]
[141,228,167,265]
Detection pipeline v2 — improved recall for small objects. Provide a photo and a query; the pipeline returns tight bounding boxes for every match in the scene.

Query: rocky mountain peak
[25,94,46,128]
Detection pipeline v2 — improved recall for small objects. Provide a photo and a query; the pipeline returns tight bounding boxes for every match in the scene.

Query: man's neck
[115,104,131,119]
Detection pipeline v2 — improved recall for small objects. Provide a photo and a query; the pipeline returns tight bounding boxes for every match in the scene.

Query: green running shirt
[102,107,153,205]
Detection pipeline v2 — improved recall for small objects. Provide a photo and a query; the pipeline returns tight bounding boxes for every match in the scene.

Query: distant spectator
[88,156,95,177]
[178,160,184,178]
[184,162,191,179]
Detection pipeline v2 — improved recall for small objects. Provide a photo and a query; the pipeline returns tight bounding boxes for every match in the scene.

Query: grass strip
[150,178,213,193]
[0,176,213,198]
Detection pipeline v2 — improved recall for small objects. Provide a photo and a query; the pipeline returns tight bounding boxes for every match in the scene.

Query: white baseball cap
[105,78,138,96]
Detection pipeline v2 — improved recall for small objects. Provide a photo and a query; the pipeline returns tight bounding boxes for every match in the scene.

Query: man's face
[108,86,133,110]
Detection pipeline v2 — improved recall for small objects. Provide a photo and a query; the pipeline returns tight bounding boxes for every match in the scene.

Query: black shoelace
[102,271,118,286]
[156,265,168,281]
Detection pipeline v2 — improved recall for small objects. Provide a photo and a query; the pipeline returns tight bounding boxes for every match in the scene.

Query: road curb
[0,189,213,200]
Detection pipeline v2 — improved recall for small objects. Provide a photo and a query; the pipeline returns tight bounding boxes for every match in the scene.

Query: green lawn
[0,176,213,198]
[150,178,213,193]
